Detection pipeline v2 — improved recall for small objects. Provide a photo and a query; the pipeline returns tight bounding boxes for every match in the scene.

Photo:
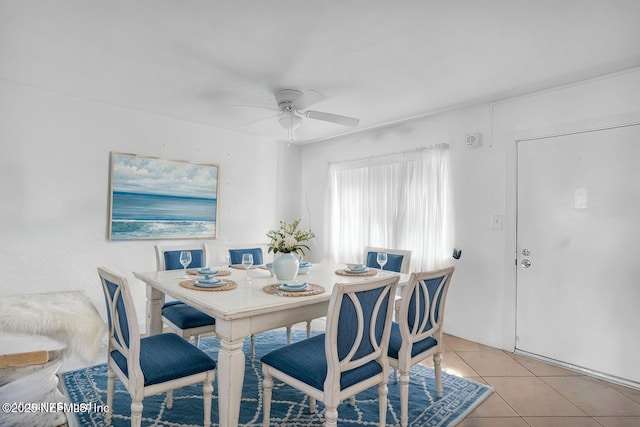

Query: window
[328,143,454,271]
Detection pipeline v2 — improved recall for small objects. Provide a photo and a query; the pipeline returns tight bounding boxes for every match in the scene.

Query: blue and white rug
[61,330,492,426]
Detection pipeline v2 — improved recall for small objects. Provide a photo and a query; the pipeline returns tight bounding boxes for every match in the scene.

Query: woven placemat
[179,279,237,292]
[263,283,325,297]
[187,269,232,277]
[335,269,378,277]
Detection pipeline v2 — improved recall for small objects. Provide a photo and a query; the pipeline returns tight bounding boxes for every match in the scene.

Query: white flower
[267,219,315,255]
[284,235,297,249]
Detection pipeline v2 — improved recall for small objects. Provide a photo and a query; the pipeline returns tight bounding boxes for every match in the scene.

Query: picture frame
[108,152,219,240]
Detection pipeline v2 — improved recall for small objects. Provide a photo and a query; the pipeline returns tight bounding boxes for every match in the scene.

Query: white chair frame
[155,242,210,271]
[98,267,215,427]
[262,275,399,427]
[390,266,455,427]
[364,246,412,274]
[155,243,217,347]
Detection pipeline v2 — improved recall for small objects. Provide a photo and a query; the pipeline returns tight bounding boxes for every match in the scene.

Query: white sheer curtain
[328,143,454,271]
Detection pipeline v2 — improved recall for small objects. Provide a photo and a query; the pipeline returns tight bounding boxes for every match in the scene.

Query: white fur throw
[0,292,105,362]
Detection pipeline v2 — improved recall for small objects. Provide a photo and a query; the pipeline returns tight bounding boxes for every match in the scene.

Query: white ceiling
[2,1,640,144]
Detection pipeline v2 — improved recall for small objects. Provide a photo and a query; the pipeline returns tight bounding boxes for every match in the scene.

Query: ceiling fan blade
[292,90,326,110]
[305,110,360,127]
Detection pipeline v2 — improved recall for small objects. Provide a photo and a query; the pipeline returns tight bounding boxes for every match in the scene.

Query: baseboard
[514,349,640,391]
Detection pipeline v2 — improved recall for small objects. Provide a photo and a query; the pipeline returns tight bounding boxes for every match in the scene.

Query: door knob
[521,259,532,268]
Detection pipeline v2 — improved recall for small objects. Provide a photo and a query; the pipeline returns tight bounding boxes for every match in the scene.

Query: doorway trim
[507,118,640,390]
[503,114,640,353]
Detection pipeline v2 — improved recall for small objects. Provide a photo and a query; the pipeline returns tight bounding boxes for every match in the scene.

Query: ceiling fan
[249,89,360,141]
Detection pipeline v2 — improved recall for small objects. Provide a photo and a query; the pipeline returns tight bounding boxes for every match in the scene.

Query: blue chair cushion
[164,249,205,270]
[261,334,383,391]
[228,248,263,265]
[366,252,404,272]
[162,300,184,308]
[111,333,216,386]
[162,302,215,329]
[387,322,438,359]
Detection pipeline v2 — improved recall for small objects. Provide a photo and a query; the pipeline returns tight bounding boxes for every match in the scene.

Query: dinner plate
[346,267,369,273]
[345,263,364,269]
[198,268,218,275]
[279,282,309,292]
[195,281,224,288]
[298,263,312,275]
[195,278,223,288]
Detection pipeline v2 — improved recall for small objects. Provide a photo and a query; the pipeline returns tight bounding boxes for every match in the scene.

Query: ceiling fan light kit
[273,88,361,134]
[279,114,302,130]
[236,88,361,141]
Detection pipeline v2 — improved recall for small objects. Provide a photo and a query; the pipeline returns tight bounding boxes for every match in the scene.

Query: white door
[516,123,640,385]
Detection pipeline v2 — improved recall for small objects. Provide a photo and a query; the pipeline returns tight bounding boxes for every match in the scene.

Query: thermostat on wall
[465,133,481,148]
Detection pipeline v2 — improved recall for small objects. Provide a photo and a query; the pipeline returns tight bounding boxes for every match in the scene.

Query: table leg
[146,286,164,336]
[217,337,245,427]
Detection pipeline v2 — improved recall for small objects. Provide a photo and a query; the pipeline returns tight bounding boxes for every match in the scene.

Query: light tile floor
[421,334,640,427]
[138,320,640,427]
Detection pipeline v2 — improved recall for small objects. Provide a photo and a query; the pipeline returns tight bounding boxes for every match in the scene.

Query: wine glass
[179,251,192,278]
[218,249,231,268]
[376,252,388,271]
[241,253,254,282]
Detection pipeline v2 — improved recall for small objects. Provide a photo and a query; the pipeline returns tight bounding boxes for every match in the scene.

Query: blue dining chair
[261,274,399,427]
[364,246,412,273]
[228,247,264,266]
[98,267,216,427]
[388,266,455,427]
[155,244,216,347]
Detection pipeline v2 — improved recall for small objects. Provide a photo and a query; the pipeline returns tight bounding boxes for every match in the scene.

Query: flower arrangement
[266,219,315,255]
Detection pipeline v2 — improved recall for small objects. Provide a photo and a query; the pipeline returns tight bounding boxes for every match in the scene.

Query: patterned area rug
[61,330,492,426]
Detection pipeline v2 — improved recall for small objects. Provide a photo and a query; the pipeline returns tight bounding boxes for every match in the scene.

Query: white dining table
[133,263,408,427]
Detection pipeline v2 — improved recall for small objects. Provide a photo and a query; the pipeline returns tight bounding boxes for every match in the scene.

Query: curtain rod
[328,143,447,166]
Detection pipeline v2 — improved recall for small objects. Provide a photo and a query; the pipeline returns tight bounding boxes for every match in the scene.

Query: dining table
[133,262,409,427]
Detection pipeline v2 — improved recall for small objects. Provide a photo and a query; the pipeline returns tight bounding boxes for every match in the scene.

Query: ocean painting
[109,153,218,240]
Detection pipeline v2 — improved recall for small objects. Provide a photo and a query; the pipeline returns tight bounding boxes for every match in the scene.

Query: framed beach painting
[108,152,219,240]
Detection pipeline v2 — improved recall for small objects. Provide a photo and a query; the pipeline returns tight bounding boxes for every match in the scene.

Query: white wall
[301,68,640,349]
[300,105,503,345]
[2,66,638,351]
[0,80,301,324]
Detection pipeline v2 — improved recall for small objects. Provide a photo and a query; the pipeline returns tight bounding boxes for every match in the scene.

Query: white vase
[272,252,299,280]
